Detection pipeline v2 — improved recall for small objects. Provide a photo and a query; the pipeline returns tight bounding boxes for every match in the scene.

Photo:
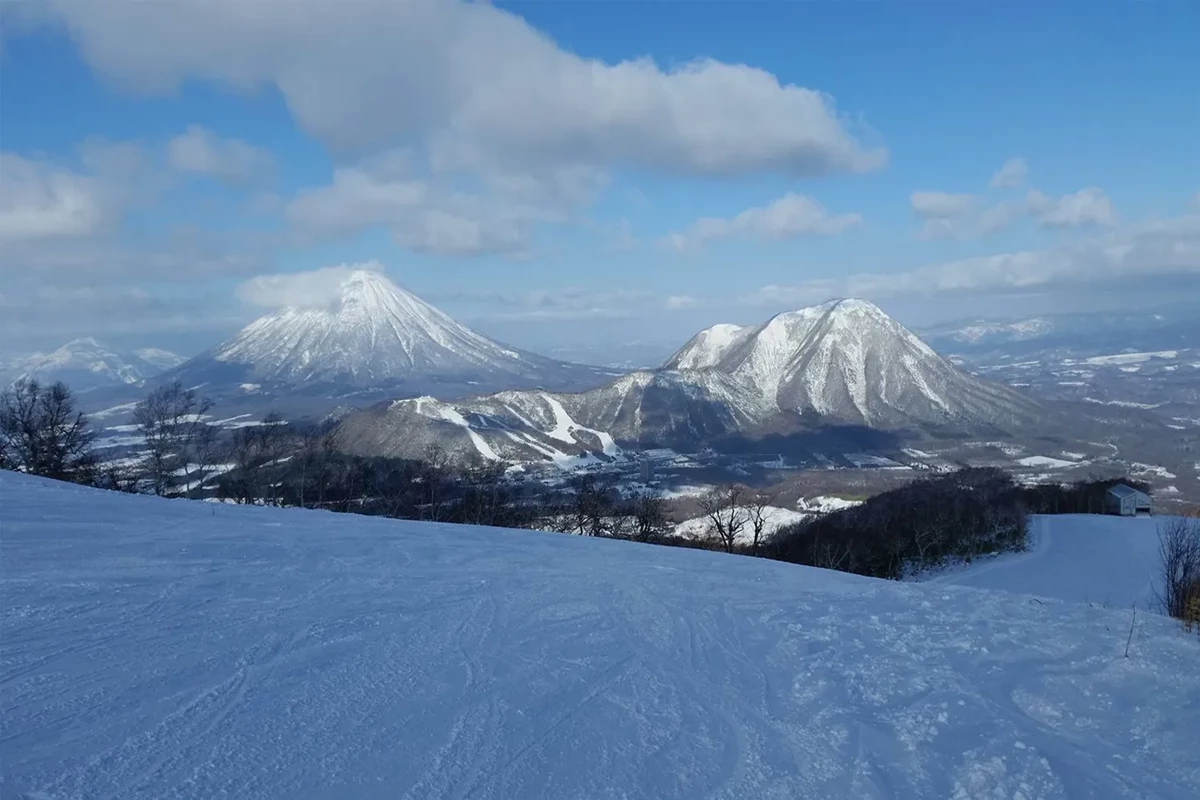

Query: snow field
[2,472,1198,799]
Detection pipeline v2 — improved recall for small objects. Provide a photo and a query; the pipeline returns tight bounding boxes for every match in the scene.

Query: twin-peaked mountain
[159,270,617,409]
[337,298,1043,464]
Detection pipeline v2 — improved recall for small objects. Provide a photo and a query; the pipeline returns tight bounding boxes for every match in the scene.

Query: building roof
[1106,483,1151,501]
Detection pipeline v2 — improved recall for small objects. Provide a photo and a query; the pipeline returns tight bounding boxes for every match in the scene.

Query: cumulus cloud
[990,157,1028,189]
[41,0,883,179]
[0,153,110,242]
[666,193,861,252]
[743,210,1200,307]
[1027,187,1116,228]
[167,126,274,186]
[235,261,385,309]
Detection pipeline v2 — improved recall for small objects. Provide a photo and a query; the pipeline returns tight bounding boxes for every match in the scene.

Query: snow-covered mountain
[338,298,1043,465]
[163,270,615,406]
[3,338,185,392]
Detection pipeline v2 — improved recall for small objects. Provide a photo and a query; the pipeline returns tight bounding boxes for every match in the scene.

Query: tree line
[0,377,676,539]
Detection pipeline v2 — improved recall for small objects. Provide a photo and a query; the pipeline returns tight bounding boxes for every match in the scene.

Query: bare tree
[220,412,289,505]
[698,484,749,553]
[743,490,775,557]
[628,489,670,543]
[0,379,96,482]
[132,381,215,495]
[1157,515,1200,623]
[419,443,452,521]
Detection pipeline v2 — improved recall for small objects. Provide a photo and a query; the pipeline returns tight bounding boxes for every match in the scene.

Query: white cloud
[1027,187,1116,228]
[42,0,884,179]
[667,193,861,252]
[285,157,553,257]
[0,153,109,242]
[990,157,1028,189]
[910,191,977,220]
[910,191,1021,240]
[743,211,1200,307]
[235,261,384,309]
[167,126,274,186]
[666,295,698,310]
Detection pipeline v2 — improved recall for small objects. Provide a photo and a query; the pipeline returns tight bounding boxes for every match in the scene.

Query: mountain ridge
[337,297,1044,465]
[3,338,186,391]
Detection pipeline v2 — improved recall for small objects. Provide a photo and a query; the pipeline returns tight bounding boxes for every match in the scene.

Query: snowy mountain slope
[668,298,1041,429]
[663,322,753,370]
[340,298,1043,465]
[924,514,1168,611]
[336,368,770,464]
[3,472,1198,799]
[163,270,614,404]
[131,347,187,373]
[2,338,185,391]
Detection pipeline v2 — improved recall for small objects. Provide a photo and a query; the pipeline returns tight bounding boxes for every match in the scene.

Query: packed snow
[924,515,1169,612]
[2,473,1199,799]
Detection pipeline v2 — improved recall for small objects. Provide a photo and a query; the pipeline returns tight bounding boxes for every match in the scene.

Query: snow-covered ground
[923,514,1168,612]
[672,505,809,545]
[2,473,1199,799]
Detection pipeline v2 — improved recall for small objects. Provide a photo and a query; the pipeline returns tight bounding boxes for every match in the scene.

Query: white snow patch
[797,495,863,513]
[673,505,809,545]
[1018,456,1078,469]
[434,404,501,461]
[1085,350,1178,365]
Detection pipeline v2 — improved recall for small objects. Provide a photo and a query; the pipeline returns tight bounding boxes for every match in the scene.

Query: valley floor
[2,473,1198,799]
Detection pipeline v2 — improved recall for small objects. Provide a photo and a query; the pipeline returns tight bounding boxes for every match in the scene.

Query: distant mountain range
[337,299,1043,466]
[2,339,185,392]
[922,307,1200,359]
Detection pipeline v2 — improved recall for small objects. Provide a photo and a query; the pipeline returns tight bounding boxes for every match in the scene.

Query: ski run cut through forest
[2,472,1198,799]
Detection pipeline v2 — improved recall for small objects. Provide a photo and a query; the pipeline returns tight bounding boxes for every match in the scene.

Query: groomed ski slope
[925,515,1168,612]
[2,473,1198,799]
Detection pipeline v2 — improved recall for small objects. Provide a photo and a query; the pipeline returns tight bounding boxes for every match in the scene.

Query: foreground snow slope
[2,473,1198,799]
[926,515,1167,611]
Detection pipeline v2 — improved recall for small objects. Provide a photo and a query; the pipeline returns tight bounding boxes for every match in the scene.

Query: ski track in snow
[2,474,1199,799]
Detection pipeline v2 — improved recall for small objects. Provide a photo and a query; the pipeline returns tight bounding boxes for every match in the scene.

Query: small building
[1104,483,1152,516]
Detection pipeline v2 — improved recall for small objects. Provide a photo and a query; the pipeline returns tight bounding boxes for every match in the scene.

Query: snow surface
[1017,456,1079,469]
[3,474,1199,799]
[924,515,1169,612]
[673,505,809,545]
[797,495,863,513]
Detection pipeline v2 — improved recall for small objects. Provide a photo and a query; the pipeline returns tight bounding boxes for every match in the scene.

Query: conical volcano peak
[188,266,607,395]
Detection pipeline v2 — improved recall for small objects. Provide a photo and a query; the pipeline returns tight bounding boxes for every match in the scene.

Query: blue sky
[2,0,1197,361]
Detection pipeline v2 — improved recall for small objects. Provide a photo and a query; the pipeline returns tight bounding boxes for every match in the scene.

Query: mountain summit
[666,298,1029,428]
[165,270,612,407]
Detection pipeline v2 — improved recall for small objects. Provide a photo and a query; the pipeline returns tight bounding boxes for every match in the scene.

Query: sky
[2,0,1198,363]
